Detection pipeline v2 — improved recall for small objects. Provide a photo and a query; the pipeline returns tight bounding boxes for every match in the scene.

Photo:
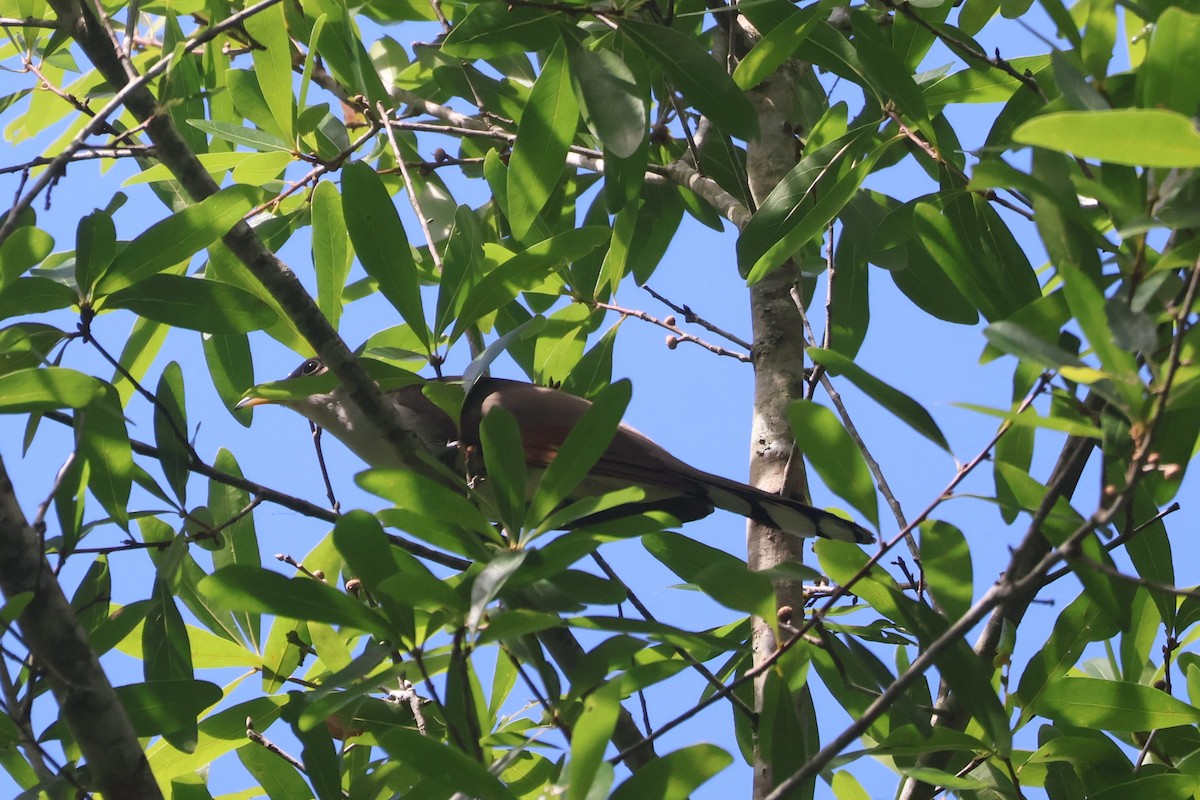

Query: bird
[237,358,874,543]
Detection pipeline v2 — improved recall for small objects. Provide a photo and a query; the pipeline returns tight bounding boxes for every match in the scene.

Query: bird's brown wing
[460,378,705,494]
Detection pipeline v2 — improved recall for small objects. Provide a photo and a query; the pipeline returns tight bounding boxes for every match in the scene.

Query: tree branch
[0,455,162,799]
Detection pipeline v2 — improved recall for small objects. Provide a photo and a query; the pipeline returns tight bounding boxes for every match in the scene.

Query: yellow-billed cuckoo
[237,358,874,543]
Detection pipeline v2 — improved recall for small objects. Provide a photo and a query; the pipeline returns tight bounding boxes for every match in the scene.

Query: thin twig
[67,539,172,555]
[246,717,307,772]
[309,424,341,513]
[0,146,156,176]
[642,284,753,350]
[0,657,54,783]
[21,57,123,137]
[877,0,1047,100]
[31,452,76,533]
[587,298,751,362]
[0,16,58,26]
[590,551,757,720]
[790,286,915,556]
[379,103,444,273]
[818,371,912,542]
[246,123,378,219]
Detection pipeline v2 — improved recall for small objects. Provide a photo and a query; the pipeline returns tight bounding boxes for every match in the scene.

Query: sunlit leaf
[808,347,951,452]
[609,743,733,800]
[1014,109,1200,167]
[342,160,429,349]
[200,566,388,636]
[0,367,101,412]
[788,400,879,527]
[378,728,518,800]
[116,680,222,738]
[95,185,259,295]
[620,20,757,141]
[1030,677,1200,730]
[106,275,277,333]
[507,41,578,240]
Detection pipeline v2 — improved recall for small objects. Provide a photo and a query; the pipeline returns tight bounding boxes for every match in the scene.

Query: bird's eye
[289,358,324,379]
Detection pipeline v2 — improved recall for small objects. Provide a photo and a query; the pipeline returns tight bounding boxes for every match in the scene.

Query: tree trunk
[745,65,817,800]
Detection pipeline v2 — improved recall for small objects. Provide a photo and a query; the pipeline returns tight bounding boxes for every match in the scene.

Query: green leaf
[379,728,518,800]
[596,203,637,298]
[469,550,527,634]
[0,367,101,412]
[154,362,189,503]
[955,402,1103,438]
[0,277,78,322]
[451,227,608,342]
[1013,110,1200,167]
[435,205,484,338]
[357,469,499,557]
[619,19,757,141]
[338,510,465,626]
[1089,775,1200,800]
[850,10,928,123]
[116,680,222,738]
[567,37,646,159]
[644,531,774,619]
[567,680,622,800]
[912,195,1039,322]
[1057,263,1143,410]
[204,333,254,425]
[788,400,879,528]
[609,743,733,800]
[1138,8,1200,116]
[208,449,262,649]
[311,180,350,330]
[808,347,951,452]
[561,323,619,399]
[528,379,629,529]
[243,2,295,141]
[983,319,1100,380]
[920,520,972,621]
[0,225,53,291]
[479,406,528,534]
[1079,0,1115,79]
[440,4,559,58]
[200,566,388,636]
[187,119,292,152]
[147,696,287,785]
[923,55,1051,106]
[733,3,826,90]
[817,540,1012,753]
[124,152,254,186]
[79,386,133,529]
[106,275,276,334]
[237,742,315,800]
[143,578,196,750]
[360,465,501,542]
[507,41,578,240]
[341,161,430,350]
[96,185,259,294]
[75,208,116,296]
[1029,677,1200,730]
[740,128,891,283]
[70,557,110,636]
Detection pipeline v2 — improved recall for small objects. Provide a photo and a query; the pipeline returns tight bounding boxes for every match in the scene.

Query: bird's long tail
[697,473,874,543]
